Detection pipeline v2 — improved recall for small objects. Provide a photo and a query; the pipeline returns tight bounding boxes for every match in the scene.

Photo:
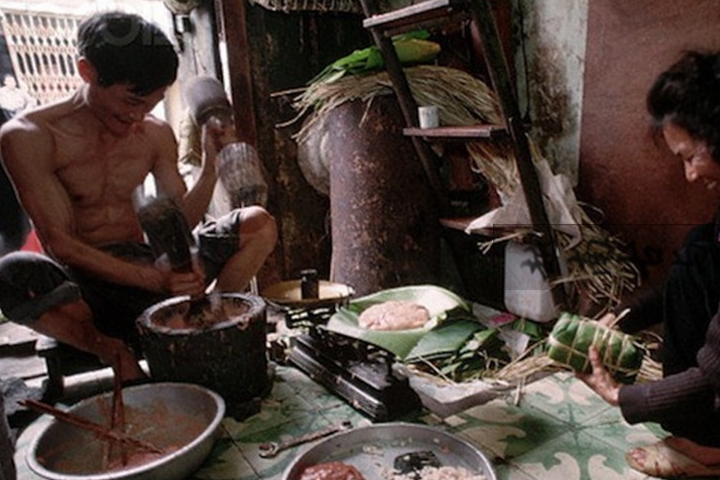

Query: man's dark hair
[77,11,178,95]
[647,51,720,162]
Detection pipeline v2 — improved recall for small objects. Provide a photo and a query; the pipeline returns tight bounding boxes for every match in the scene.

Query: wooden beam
[470,0,567,309]
[214,0,257,145]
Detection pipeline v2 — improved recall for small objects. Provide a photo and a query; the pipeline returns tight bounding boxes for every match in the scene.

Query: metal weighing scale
[262,278,421,421]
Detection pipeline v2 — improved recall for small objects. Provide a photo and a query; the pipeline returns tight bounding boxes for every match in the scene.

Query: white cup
[418,105,439,129]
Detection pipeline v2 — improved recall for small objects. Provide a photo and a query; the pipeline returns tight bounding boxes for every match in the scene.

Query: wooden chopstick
[104,359,128,467]
[111,360,128,465]
[21,399,162,454]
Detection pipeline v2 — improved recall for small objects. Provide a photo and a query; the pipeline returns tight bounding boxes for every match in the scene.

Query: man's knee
[253,208,277,246]
[0,251,81,324]
[240,206,277,253]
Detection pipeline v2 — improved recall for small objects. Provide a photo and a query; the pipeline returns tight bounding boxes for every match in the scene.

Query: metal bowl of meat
[26,382,225,480]
[283,422,497,480]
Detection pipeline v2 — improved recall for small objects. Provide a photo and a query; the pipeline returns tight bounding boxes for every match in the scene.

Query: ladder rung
[439,216,474,230]
[403,125,507,139]
[363,0,470,35]
[440,217,536,240]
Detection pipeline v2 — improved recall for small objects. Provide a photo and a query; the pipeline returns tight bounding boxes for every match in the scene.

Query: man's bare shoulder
[0,98,77,145]
[141,113,175,138]
[0,113,51,166]
[136,114,177,155]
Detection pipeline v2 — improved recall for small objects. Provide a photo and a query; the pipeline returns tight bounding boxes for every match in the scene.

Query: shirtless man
[0,12,277,383]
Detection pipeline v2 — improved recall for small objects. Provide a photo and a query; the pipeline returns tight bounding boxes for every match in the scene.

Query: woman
[579,51,720,478]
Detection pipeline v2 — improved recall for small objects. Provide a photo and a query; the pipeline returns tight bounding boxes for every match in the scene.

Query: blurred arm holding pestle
[178,76,268,216]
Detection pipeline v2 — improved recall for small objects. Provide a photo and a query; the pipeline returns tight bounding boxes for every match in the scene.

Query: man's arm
[149,119,219,228]
[0,117,167,291]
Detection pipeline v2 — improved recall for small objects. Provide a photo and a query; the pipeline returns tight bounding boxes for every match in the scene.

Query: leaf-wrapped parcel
[546,312,643,383]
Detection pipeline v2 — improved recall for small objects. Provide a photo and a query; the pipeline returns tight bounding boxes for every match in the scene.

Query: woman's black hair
[647,51,720,162]
[77,11,178,95]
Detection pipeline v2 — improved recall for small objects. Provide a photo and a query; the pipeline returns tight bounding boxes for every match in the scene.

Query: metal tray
[282,422,497,480]
[262,280,354,309]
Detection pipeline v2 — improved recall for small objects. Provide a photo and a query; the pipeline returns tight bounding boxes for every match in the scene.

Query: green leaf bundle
[546,312,643,383]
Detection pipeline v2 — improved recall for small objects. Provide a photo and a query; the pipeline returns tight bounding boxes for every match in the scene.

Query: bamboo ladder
[359,0,568,310]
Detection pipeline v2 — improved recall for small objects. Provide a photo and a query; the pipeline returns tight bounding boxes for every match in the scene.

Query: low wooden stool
[35,336,106,400]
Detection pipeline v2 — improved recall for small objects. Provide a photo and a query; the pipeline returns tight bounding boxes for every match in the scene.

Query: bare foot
[99,338,147,383]
[626,438,720,477]
[664,436,720,465]
[115,354,147,383]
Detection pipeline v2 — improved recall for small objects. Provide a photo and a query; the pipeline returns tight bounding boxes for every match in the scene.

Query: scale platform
[288,328,421,421]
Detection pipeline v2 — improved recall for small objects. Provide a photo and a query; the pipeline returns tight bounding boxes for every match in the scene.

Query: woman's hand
[575,346,621,406]
[597,312,617,327]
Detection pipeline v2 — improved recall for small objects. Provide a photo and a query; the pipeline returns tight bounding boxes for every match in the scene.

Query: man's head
[77,11,178,95]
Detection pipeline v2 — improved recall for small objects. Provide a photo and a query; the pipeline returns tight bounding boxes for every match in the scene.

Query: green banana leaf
[309,29,440,85]
[326,285,472,359]
[404,319,484,362]
[438,328,509,381]
[510,317,545,340]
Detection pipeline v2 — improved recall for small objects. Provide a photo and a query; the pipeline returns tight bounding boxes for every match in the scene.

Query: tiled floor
[11,364,707,480]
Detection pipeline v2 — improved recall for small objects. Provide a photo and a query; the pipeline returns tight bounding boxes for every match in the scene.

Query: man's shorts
[0,210,242,342]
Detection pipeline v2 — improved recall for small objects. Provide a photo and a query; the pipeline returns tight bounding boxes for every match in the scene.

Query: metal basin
[283,422,497,480]
[27,382,225,480]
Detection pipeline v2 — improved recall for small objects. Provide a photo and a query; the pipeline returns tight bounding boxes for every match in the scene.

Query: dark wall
[244,6,370,283]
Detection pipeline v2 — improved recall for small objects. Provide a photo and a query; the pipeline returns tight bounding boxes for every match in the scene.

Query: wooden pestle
[136,196,215,317]
[136,196,194,274]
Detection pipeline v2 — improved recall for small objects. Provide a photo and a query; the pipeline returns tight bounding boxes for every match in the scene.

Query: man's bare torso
[19,97,168,247]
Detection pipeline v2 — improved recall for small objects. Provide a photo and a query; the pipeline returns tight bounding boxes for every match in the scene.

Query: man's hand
[153,252,206,298]
[576,346,621,406]
[201,118,231,174]
[164,269,206,298]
